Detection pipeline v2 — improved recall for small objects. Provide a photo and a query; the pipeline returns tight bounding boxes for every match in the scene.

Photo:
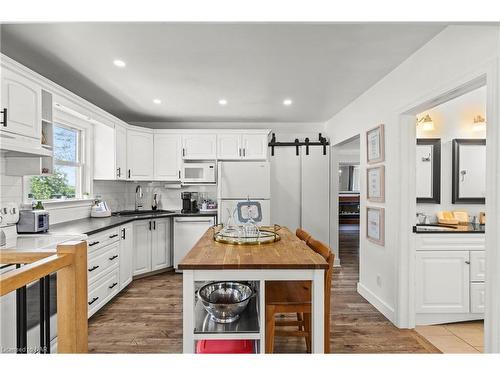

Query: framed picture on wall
[366,206,385,245]
[366,124,385,164]
[367,165,385,202]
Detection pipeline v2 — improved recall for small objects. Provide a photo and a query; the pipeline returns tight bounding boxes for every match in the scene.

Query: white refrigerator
[217,161,271,226]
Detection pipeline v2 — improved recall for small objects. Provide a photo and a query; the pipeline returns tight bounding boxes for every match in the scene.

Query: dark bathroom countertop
[413,223,485,234]
[50,210,217,236]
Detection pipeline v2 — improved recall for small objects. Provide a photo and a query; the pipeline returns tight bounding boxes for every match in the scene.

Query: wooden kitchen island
[178,226,328,354]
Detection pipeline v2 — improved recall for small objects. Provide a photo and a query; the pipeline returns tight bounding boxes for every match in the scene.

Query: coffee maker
[181,192,199,213]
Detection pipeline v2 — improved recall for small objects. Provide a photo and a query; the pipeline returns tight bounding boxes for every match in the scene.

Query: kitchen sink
[113,210,175,216]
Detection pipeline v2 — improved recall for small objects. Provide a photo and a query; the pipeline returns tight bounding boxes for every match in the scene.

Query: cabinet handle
[117,167,121,177]
[108,282,118,290]
[465,261,471,265]
[121,228,126,239]
[153,221,156,230]
[88,297,99,306]
[0,108,6,127]
[149,221,152,231]
[182,148,186,157]
[128,169,131,179]
[109,234,118,239]
[109,255,118,261]
[239,148,241,157]
[88,265,99,272]
[178,170,181,179]
[243,148,246,157]
[89,241,100,247]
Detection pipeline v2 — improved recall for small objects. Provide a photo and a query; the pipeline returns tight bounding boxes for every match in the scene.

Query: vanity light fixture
[473,115,486,132]
[417,114,434,131]
[218,99,228,106]
[113,59,126,68]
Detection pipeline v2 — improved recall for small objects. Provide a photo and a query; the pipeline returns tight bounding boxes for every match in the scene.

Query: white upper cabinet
[182,134,217,160]
[216,132,269,160]
[1,68,41,139]
[416,251,470,314]
[241,134,268,160]
[217,133,242,160]
[154,133,182,181]
[127,128,154,180]
[115,124,127,180]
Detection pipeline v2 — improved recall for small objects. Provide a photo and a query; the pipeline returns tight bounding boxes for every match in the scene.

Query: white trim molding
[357,282,395,322]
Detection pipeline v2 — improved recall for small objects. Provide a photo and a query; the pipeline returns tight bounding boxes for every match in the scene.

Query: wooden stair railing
[0,241,88,353]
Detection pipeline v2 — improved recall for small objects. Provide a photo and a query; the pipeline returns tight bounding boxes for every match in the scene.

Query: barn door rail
[268,133,329,156]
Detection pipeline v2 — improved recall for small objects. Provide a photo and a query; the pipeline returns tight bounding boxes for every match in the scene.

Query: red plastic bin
[196,339,254,354]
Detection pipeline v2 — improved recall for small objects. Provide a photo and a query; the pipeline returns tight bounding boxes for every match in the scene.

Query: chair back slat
[296,228,312,242]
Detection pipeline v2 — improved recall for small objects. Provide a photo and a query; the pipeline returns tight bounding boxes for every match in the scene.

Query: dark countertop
[413,223,485,234]
[50,210,217,236]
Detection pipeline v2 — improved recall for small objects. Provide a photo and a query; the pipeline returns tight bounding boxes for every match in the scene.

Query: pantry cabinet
[1,68,41,140]
[127,128,154,180]
[217,132,268,160]
[154,133,182,180]
[133,218,171,276]
[182,134,217,160]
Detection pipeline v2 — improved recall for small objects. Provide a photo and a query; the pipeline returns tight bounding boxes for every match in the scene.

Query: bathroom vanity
[413,224,485,325]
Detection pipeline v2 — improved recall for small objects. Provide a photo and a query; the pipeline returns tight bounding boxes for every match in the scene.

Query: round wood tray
[212,224,281,245]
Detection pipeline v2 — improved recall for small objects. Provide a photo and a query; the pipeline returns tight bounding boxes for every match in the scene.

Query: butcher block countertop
[178,226,328,270]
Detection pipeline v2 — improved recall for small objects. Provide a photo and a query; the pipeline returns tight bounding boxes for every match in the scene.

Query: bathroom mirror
[416,138,441,203]
[452,139,486,204]
[339,164,360,193]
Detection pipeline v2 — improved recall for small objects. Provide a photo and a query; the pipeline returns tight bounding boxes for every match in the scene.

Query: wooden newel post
[56,240,88,353]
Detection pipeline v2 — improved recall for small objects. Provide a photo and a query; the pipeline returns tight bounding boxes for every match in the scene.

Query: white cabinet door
[242,134,268,160]
[416,251,470,313]
[1,68,41,139]
[470,283,485,313]
[127,129,154,180]
[133,220,152,276]
[173,217,215,269]
[182,134,217,160]
[217,133,242,160]
[154,133,182,180]
[470,251,486,282]
[115,124,127,180]
[151,218,171,270]
[119,223,134,289]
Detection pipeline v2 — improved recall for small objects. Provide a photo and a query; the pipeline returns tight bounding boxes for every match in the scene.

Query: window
[28,124,84,200]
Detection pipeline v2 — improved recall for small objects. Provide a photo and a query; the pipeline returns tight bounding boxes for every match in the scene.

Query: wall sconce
[417,114,434,131]
[473,115,486,132]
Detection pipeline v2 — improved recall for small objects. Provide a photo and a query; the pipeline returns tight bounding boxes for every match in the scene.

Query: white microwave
[182,162,216,184]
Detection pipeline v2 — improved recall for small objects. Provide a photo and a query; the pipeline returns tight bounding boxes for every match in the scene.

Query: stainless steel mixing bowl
[197,281,254,323]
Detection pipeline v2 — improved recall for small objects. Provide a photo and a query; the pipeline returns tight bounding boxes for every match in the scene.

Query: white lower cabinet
[470,283,486,313]
[119,223,134,289]
[88,267,120,318]
[133,218,171,276]
[173,216,215,270]
[416,251,470,314]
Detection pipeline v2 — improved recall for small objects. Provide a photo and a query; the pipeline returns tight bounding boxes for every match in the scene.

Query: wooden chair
[296,228,312,242]
[265,236,334,353]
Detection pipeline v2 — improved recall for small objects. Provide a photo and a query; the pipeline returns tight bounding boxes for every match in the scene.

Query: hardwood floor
[88,225,439,353]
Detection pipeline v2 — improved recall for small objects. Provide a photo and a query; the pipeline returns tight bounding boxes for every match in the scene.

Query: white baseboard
[357,282,395,323]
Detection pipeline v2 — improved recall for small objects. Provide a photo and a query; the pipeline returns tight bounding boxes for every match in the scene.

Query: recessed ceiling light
[218,99,228,106]
[153,99,162,104]
[283,98,293,106]
[113,59,126,68]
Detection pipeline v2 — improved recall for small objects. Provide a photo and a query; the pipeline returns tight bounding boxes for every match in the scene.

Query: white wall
[416,86,486,218]
[324,25,500,325]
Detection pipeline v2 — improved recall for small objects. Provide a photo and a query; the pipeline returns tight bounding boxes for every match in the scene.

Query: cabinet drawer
[87,242,120,284]
[470,251,486,282]
[470,283,485,313]
[415,235,485,251]
[87,267,120,318]
[87,228,120,254]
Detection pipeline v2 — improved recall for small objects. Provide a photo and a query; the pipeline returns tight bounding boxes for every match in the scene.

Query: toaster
[17,210,50,233]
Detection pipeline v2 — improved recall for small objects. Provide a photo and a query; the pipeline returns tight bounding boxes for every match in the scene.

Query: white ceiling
[0,23,446,123]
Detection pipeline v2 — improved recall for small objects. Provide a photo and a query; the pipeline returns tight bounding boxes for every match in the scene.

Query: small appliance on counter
[17,210,50,233]
[181,191,199,213]
[90,199,112,218]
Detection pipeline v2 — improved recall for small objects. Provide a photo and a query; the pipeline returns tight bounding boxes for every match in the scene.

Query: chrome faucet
[135,185,144,211]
